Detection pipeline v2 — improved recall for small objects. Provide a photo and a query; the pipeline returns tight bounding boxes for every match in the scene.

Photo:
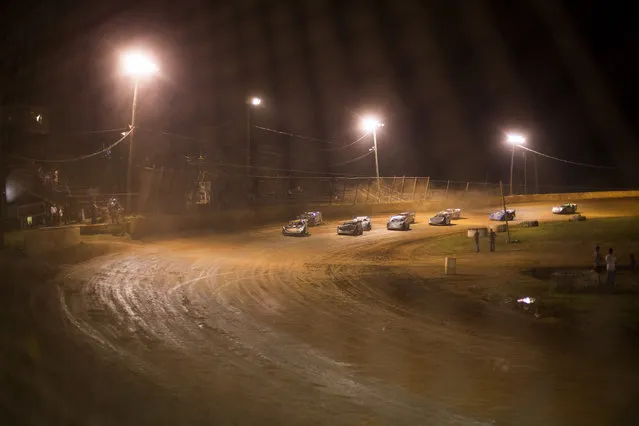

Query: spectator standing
[605,248,617,291]
[473,230,480,253]
[489,229,496,252]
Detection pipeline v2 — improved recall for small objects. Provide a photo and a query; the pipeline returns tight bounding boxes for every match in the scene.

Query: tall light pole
[246,96,261,177]
[506,133,526,195]
[361,116,384,190]
[121,51,158,212]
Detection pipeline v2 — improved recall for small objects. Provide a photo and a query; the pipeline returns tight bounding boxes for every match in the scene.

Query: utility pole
[533,153,539,194]
[126,79,139,213]
[523,151,527,195]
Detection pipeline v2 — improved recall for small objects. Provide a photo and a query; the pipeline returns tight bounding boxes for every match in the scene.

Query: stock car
[399,211,416,224]
[552,203,578,214]
[489,209,516,221]
[387,215,411,231]
[353,216,372,231]
[337,220,364,236]
[282,219,309,236]
[444,208,462,220]
[428,211,452,226]
[298,211,323,226]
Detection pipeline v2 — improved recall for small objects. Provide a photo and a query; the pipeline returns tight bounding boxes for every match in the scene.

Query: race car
[552,203,578,214]
[399,211,416,224]
[387,215,411,231]
[444,208,462,220]
[298,211,323,226]
[282,219,309,236]
[353,216,372,231]
[337,220,364,236]
[489,209,516,221]
[429,211,452,226]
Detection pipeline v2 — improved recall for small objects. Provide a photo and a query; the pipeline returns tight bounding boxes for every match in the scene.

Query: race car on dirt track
[444,208,462,219]
[552,203,578,214]
[282,219,309,236]
[398,211,416,224]
[337,220,364,236]
[353,216,372,231]
[387,215,411,231]
[298,211,323,226]
[429,211,452,226]
[489,209,516,221]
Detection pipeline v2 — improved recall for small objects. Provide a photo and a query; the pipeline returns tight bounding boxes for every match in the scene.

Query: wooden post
[499,180,511,243]
[444,180,451,198]
[366,178,371,204]
[353,181,359,205]
[399,175,406,201]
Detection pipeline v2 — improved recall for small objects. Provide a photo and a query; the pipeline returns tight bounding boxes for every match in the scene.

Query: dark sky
[1,0,637,188]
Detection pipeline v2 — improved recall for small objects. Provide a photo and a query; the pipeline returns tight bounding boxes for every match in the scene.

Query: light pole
[246,96,261,177]
[361,117,384,190]
[506,133,526,195]
[121,51,158,212]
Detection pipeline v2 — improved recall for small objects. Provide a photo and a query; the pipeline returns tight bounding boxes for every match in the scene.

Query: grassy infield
[423,216,639,334]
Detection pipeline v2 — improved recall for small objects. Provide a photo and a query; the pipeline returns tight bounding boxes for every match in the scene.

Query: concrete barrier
[23,226,81,254]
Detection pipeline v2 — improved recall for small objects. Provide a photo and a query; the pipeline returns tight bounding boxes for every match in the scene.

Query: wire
[322,133,369,151]
[11,130,133,163]
[331,150,374,167]
[519,145,616,169]
[254,126,332,144]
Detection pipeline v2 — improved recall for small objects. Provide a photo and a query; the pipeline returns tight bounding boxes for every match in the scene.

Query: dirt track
[5,199,639,425]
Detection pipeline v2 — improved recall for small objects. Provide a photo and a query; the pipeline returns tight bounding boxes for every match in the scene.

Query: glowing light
[122,52,159,77]
[250,97,262,106]
[517,296,536,305]
[361,116,383,133]
[506,133,526,145]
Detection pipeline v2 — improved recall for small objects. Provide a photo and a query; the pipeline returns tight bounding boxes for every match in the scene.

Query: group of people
[594,245,636,290]
[473,229,497,253]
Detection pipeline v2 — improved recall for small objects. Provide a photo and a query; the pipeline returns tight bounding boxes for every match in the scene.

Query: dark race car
[298,211,323,226]
[552,203,578,214]
[387,215,411,231]
[398,211,416,224]
[489,209,516,221]
[353,216,372,231]
[337,220,364,236]
[428,211,452,226]
[282,219,309,236]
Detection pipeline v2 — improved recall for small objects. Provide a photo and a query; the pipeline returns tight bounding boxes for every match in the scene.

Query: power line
[254,125,331,144]
[519,145,616,169]
[11,130,133,163]
[331,150,374,167]
[322,133,369,151]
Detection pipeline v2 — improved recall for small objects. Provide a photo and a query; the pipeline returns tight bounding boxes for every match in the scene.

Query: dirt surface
[2,199,639,425]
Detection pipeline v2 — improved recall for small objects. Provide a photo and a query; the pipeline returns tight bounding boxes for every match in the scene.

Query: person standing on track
[474,229,480,253]
[489,229,496,252]
[605,248,617,291]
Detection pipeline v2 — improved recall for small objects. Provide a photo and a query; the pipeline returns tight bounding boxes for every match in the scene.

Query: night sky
[1,0,637,190]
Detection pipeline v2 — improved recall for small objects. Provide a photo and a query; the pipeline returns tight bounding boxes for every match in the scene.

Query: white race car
[282,219,309,236]
[387,215,411,231]
[552,203,578,214]
[398,211,416,224]
[353,216,372,231]
[299,211,323,226]
[444,208,461,219]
